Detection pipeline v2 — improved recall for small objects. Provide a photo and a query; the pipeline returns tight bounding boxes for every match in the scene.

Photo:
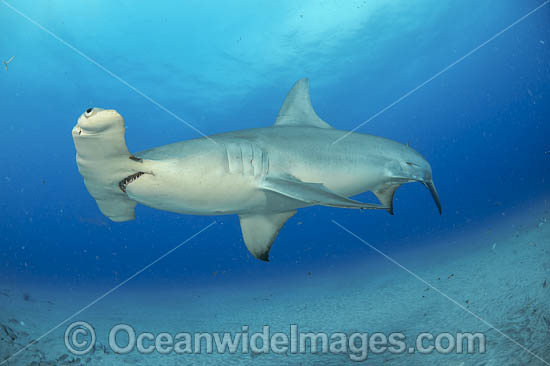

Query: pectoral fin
[262,176,387,210]
[239,210,297,261]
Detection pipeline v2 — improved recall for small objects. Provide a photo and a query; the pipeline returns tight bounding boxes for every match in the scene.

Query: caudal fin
[423,180,442,214]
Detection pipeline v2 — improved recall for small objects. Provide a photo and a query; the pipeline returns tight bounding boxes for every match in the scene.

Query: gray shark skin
[72,78,441,261]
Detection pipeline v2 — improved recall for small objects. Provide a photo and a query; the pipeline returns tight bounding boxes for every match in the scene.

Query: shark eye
[406,162,418,167]
[84,108,95,118]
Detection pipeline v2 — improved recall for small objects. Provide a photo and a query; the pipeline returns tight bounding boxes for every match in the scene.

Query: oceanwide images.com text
[65,322,486,361]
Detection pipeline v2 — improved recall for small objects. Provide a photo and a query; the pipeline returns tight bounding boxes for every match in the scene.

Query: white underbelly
[125,159,269,215]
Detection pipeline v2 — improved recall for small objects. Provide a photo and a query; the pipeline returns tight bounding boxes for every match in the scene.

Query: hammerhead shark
[72,79,441,261]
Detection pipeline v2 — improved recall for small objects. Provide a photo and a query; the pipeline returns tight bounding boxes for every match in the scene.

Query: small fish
[3,56,15,71]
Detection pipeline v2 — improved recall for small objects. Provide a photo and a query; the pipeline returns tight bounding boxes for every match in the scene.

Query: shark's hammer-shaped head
[73,108,124,137]
[72,107,143,222]
[379,142,442,214]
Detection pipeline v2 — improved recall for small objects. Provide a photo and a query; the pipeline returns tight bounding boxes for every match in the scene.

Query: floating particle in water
[541,40,546,45]
[2,56,14,71]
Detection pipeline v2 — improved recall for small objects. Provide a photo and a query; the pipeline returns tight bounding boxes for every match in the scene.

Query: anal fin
[373,184,400,215]
[239,210,296,261]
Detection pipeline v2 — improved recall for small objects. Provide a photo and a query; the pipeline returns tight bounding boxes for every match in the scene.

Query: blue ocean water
[0,1,549,365]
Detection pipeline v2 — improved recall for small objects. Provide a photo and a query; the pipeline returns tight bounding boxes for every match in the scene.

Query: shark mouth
[119,172,145,193]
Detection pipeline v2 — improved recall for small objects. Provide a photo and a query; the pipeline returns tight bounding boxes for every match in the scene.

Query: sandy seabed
[1,202,549,366]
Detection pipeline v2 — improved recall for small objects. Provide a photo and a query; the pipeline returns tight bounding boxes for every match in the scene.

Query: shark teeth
[119,172,145,193]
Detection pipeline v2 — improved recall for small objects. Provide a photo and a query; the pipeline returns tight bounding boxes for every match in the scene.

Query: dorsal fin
[274,78,332,129]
